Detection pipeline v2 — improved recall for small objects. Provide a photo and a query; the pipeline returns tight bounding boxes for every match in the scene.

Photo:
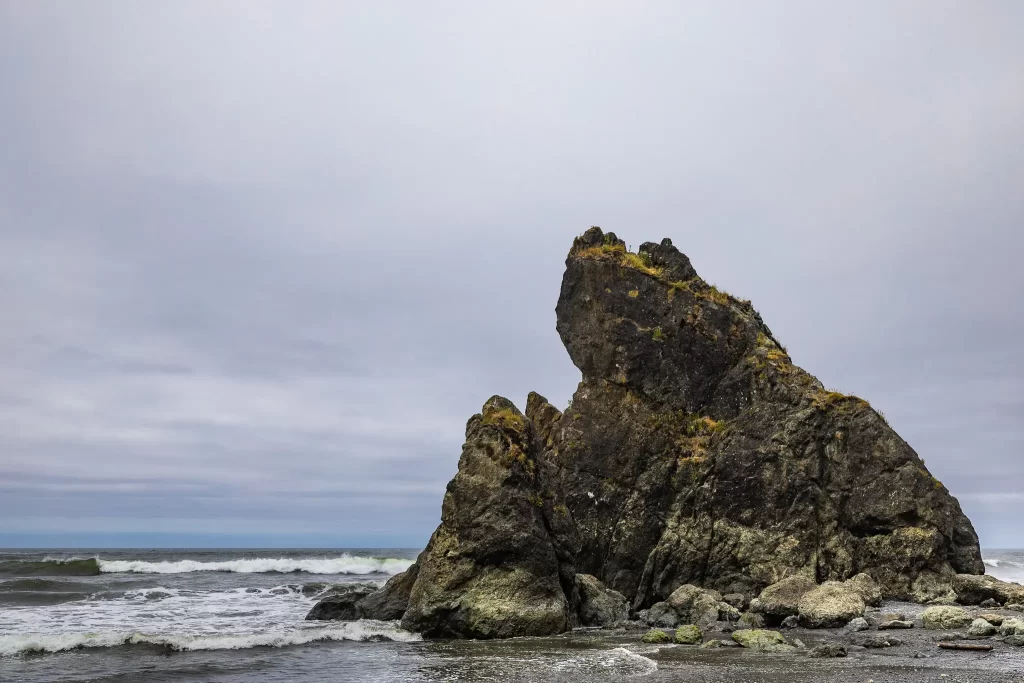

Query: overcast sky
[1,2,1021,548]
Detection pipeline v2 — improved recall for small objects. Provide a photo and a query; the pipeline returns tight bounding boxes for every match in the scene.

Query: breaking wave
[0,621,421,657]
[0,555,413,576]
[0,558,101,576]
[97,556,414,575]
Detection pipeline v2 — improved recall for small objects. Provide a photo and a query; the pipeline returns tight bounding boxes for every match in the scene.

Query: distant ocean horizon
[1,546,1021,682]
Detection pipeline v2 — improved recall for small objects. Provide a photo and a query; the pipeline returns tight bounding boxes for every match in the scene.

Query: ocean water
[1,547,1021,683]
[0,548,659,682]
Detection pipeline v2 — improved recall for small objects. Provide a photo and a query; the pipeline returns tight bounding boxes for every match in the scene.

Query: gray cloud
[1,1,1021,548]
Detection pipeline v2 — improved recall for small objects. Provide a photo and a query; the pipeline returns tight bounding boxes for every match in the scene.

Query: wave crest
[97,555,414,575]
[0,558,100,577]
[0,621,420,657]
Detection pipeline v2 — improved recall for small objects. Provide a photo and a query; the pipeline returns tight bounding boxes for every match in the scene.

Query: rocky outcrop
[398,396,581,639]
[551,229,982,607]
[953,574,1024,606]
[308,228,987,638]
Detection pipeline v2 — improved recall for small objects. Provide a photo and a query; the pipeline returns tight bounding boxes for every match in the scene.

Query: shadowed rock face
[309,228,984,637]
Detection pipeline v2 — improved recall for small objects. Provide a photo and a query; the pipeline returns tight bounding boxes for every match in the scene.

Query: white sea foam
[0,621,420,657]
[97,555,413,575]
[599,647,658,674]
[983,553,1024,585]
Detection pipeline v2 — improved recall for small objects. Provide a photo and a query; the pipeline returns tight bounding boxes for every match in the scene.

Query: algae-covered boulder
[967,618,997,637]
[641,629,671,643]
[399,396,581,638]
[674,624,702,644]
[998,618,1024,636]
[576,574,629,626]
[953,573,1024,606]
[732,629,794,652]
[750,576,817,622]
[920,605,973,630]
[798,582,865,628]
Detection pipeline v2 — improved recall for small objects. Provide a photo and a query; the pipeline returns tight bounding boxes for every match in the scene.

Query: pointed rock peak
[480,395,528,435]
[526,391,563,445]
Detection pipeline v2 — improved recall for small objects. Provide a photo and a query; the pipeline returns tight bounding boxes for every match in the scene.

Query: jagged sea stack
[309,228,985,637]
[552,228,982,607]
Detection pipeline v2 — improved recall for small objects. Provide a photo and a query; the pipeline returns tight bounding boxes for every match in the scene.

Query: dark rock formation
[575,573,629,626]
[953,573,1024,606]
[308,227,985,638]
[397,396,581,639]
[304,584,377,621]
[550,229,982,608]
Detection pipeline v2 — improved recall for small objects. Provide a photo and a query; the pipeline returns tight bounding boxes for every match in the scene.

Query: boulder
[576,574,629,626]
[978,613,1004,626]
[738,612,765,629]
[674,624,702,644]
[798,582,865,628]
[645,584,739,627]
[966,618,997,637]
[723,593,748,610]
[855,634,903,648]
[750,576,817,621]
[953,573,1024,606]
[1007,635,1024,647]
[304,584,377,621]
[920,605,973,630]
[642,601,678,628]
[641,629,671,643]
[808,643,847,658]
[667,585,720,619]
[732,629,794,653]
[846,617,870,632]
[997,618,1023,636]
[845,573,883,607]
[780,615,800,629]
